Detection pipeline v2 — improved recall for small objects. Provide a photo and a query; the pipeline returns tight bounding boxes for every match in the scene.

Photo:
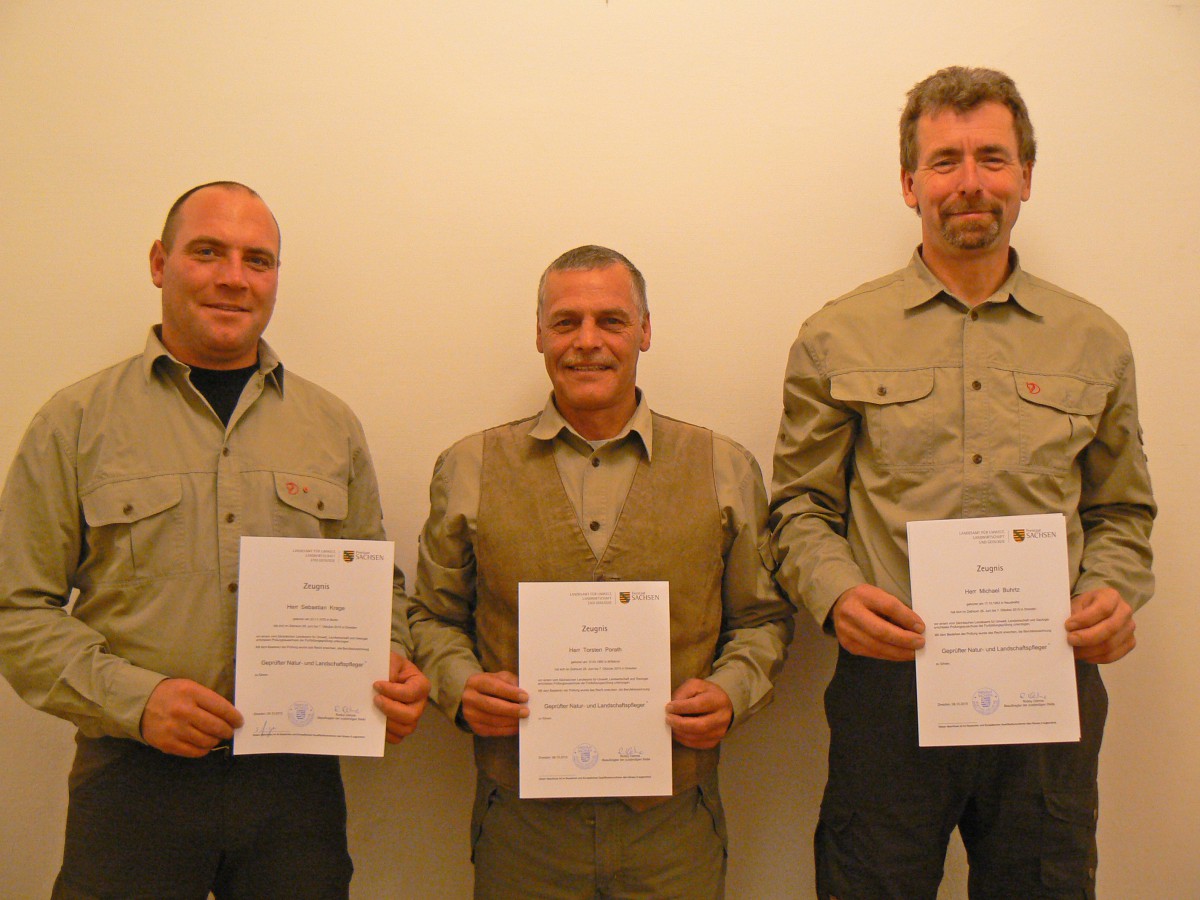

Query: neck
[920,242,1012,307]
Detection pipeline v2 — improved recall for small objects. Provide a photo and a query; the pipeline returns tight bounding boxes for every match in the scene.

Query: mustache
[562,355,615,368]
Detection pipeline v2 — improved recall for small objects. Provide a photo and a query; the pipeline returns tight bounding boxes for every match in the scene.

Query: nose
[957,157,982,194]
[216,254,250,288]
[574,318,602,350]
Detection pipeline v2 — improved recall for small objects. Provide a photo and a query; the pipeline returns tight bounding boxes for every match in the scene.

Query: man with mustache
[0,182,429,898]
[408,245,794,899]
[770,67,1155,898]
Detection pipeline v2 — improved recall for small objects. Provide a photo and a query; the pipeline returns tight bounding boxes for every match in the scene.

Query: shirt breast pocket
[1013,373,1109,474]
[831,369,938,468]
[271,472,349,539]
[80,474,184,582]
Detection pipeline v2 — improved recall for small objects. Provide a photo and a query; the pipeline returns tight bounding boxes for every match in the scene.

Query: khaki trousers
[471,770,727,900]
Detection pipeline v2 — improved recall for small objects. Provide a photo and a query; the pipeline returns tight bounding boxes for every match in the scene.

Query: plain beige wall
[2,2,1197,896]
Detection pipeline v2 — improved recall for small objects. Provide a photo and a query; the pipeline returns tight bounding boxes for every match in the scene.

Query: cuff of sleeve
[104,664,170,743]
[431,658,484,725]
[807,566,867,632]
[705,665,754,731]
[1070,575,1112,599]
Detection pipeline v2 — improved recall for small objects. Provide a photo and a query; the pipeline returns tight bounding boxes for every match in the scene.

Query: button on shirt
[770,249,1155,627]
[409,394,794,724]
[0,328,404,741]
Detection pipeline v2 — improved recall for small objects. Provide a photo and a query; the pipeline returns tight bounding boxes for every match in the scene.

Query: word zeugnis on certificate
[519,581,673,798]
[909,514,1080,747]
[234,537,393,757]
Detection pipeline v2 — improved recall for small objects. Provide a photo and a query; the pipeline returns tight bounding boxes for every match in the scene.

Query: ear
[901,167,919,211]
[639,313,652,352]
[535,316,544,354]
[1021,161,1034,202]
[149,240,166,288]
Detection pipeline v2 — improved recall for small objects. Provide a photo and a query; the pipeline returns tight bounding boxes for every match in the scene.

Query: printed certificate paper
[909,514,1079,747]
[234,537,393,757]
[518,581,672,798]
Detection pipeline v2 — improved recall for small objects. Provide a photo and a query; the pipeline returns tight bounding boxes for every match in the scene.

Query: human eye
[186,241,222,261]
[930,158,957,174]
[245,253,276,270]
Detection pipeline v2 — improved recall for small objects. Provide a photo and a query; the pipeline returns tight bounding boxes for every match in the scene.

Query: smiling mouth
[563,357,614,372]
[944,204,999,219]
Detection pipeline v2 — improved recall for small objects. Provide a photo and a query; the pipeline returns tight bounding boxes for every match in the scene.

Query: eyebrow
[928,143,1015,160]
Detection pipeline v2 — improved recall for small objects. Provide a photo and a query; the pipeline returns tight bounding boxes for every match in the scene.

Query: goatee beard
[942,215,1001,250]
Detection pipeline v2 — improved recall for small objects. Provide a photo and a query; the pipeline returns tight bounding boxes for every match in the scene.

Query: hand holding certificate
[909,514,1080,747]
[518,581,673,798]
[234,537,393,757]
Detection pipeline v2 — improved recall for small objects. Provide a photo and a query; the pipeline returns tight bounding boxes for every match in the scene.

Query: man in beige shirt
[409,245,794,899]
[770,68,1154,898]
[0,182,429,898]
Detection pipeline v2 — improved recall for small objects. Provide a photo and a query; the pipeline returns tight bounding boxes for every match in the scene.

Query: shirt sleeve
[407,436,486,723]
[339,413,413,658]
[706,436,795,728]
[0,412,166,741]
[769,325,870,628]
[1072,351,1156,609]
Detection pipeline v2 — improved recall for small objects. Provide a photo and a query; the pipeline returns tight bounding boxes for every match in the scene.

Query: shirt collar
[903,246,1045,317]
[142,326,286,394]
[530,390,654,461]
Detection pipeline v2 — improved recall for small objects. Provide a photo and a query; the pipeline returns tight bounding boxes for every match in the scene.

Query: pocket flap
[1043,788,1098,826]
[831,370,934,405]
[273,472,348,520]
[1015,373,1108,415]
[81,475,182,526]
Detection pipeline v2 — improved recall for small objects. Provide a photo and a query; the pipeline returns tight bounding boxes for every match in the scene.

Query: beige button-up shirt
[0,328,404,741]
[770,249,1155,628]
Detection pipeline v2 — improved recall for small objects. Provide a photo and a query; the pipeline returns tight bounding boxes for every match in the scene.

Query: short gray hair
[536,245,648,321]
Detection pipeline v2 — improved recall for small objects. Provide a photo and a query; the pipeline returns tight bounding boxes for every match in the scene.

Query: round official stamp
[972,688,1000,715]
[572,743,599,770]
[288,701,315,727]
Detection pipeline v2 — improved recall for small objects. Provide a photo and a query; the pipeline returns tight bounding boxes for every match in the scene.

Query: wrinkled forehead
[916,102,1020,154]
[543,265,636,309]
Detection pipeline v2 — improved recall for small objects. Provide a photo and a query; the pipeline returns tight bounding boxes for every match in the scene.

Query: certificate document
[909,514,1079,747]
[518,581,672,799]
[233,537,393,757]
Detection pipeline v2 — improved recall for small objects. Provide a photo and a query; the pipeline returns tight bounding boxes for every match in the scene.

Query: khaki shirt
[407,394,794,726]
[0,328,405,741]
[770,249,1155,628]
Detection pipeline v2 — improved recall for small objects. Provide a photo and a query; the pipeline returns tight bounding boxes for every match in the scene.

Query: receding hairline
[160,181,281,256]
[536,245,648,322]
